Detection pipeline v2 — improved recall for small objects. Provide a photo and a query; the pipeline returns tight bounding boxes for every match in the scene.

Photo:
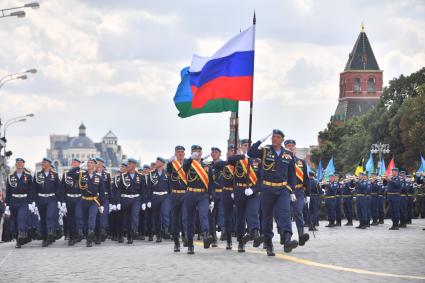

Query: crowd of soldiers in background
[1,130,424,256]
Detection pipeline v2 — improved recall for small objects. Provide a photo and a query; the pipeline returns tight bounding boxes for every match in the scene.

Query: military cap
[120,160,128,166]
[284,139,296,146]
[175,145,185,151]
[191,145,202,151]
[143,164,150,169]
[15,157,25,163]
[127,158,138,164]
[400,171,406,175]
[88,158,97,163]
[157,157,166,164]
[392,168,399,172]
[42,157,52,163]
[240,139,250,145]
[308,171,315,177]
[272,129,285,137]
[72,158,81,163]
[95,157,105,163]
[211,147,221,153]
[228,144,236,150]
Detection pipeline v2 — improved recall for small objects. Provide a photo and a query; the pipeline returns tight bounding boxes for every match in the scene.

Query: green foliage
[312,67,425,174]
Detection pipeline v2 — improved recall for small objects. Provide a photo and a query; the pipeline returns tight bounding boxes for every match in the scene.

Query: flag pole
[234,104,239,152]
[246,11,256,188]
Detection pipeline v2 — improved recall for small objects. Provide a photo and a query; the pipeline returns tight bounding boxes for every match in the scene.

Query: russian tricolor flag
[189,25,255,109]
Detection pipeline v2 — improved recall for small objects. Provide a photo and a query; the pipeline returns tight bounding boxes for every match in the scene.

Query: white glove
[117,203,121,211]
[57,201,61,209]
[80,161,88,170]
[202,154,210,160]
[109,204,113,211]
[147,202,152,208]
[290,194,297,202]
[28,203,34,213]
[305,196,311,205]
[141,203,146,211]
[112,205,117,211]
[61,203,67,215]
[168,155,176,162]
[231,193,234,199]
[260,132,272,143]
[191,152,199,159]
[245,188,254,196]
[209,201,214,212]
[5,206,10,216]
[98,206,104,214]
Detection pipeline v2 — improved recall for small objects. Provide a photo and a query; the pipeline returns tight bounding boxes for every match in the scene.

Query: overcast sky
[0,0,424,170]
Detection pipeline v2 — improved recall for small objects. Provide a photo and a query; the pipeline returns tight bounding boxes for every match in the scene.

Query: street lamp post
[0,2,40,19]
[0,69,37,89]
[370,143,390,174]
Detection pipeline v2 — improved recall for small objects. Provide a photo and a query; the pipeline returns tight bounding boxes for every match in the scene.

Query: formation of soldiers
[3,129,425,255]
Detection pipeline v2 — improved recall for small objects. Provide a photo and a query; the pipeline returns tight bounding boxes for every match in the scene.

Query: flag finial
[253,10,256,25]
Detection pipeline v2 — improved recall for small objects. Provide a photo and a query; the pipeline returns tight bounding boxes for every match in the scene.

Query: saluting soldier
[370,173,383,226]
[248,130,298,256]
[61,158,83,245]
[32,157,62,247]
[76,158,105,247]
[117,158,146,244]
[5,158,33,248]
[167,145,188,252]
[183,145,214,254]
[95,157,112,242]
[147,157,171,243]
[406,175,415,224]
[284,139,310,247]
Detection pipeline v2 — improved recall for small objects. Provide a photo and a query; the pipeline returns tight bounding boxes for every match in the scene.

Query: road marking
[194,242,425,280]
[0,249,13,268]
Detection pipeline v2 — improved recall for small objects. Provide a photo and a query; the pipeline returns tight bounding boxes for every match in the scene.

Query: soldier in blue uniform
[323,174,338,228]
[5,158,33,248]
[248,130,298,256]
[117,158,146,244]
[208,147,225,248]
[32,157,62,247]
[370,173,383,226]
[111,161,127,243]
[308,172,322,231]
[95,157,112,243]
[355,172,370,229]
[335,175,343,226]
[399,171,409,228]
[167,145,188,252]
[62,158,83,245]
[147,157,171,242]
[228,139,263,252]
[183,145,214,254]
[385,168,402,230]
[284,139,310,246]
[76,158,105,247]
[377,176,386,224]
[406,175,415,224]
[342,176,355,226]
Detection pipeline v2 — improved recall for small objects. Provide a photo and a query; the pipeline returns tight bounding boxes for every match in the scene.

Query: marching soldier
[111,161,127,243]
[95,157,112,242]
[147,157,171,242]
[370,173,383,226]
[248,130,298,256]
[399,171,409,228]
[139,164,153,241]
[355,172,370,229]
[167,145,188,252]
[335,175,343,226]
[377,176,386,224]
[117,158,146,244]
[61,158,83,245]
[209,147,225,247]
[342,176,355,226]
[323,174,338,228]
[183,145,214,254]
[407,175,415,224]
[284,139,310,246]
[308,172,322,231]
[385,168,402,230]
[32,157,62,247]
[77,158,105,247]
[5,158,33,248]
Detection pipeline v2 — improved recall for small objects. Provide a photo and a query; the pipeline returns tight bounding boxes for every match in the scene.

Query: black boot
[127,231,134,244]
[252,229,264,248]
[148,232,154,241]
[356,221,363,229]
[211,232,218,247]
[162,230,171,240]
[182,235,188,247]
[100,229,107,241]
[47,230,56,246]
[220,231,226,241]
[266,240,275,256]
[298,228,309,246]
[282,231,298,253]
[237,236,245,253]
[202,232,213,249]
[242,232,252,245]
[379,219,384,224]
[325,221,335,227]
[187,238,195,254]
[335,221,341,227]
[174,238,180,252]
[87,230,95,247]
[371,220,378,226]
[389,224,399,230]
[345,220,353,226]
[226,233,232,250]
[42,238,49,247]
[156,232,162,243]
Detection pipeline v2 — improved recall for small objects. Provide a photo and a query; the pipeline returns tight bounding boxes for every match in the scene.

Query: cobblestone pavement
[1,219,424,283]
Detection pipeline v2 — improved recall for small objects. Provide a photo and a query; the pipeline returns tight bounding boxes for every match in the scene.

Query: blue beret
[228,144,236,150]
[240,139,250,145]
[392,168,399,171]
[284,139,296,146]
[15,157,25,163]
[127,158,138,164]
[175,145,185,151]
[95,157,105,163]
[157,157,166,164]
[72,158,81,163]
[42,157,52,163]
[88,158,97,163]
[191,145,202,151]
[273,129,285,137]
[400,171,406,175]
[211,147,221,153]
[120,161,128,167]
[143,164,150,169]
